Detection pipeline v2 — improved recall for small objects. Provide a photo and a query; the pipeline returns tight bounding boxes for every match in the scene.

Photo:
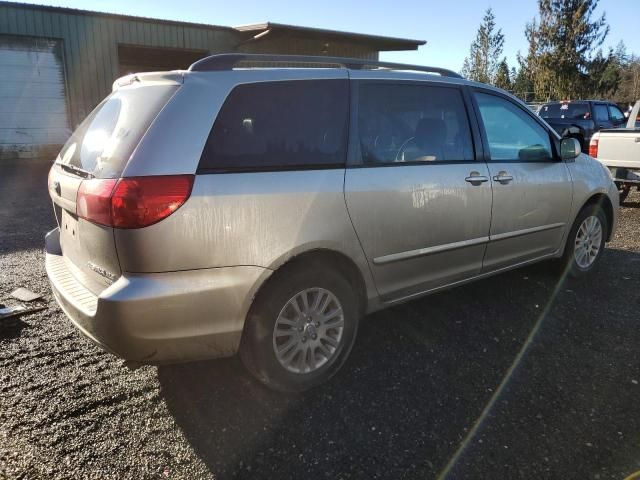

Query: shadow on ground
[0,317,28,341]
[158,248,640,479]
[0,159,55,255]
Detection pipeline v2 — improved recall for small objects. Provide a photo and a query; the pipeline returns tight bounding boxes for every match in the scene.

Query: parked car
[538,100,627,149]
[589,100,640,203]
[45,54,619,392]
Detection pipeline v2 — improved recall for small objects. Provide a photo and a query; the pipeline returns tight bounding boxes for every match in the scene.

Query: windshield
[57,84,177,178]
[539,102,590,120]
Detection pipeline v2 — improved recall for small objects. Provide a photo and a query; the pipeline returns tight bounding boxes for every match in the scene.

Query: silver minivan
[46,54,618,391]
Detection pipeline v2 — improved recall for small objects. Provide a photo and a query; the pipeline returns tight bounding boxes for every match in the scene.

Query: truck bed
[596,128,640,170]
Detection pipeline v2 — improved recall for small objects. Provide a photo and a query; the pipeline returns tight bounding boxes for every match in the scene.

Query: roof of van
[188,54,462,78]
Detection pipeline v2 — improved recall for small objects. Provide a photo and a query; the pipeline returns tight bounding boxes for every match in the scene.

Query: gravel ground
[1,159,639,479]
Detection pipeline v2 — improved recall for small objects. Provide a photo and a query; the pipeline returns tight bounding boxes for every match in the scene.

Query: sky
[17,0,640,72]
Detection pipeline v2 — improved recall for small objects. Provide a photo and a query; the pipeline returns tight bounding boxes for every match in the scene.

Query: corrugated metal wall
[239,36,379,61]
[0,3,381,158]
[0,3,240,129]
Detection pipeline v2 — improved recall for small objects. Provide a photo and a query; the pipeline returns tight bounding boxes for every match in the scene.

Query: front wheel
[239,265,359,392]
[560,205,608,278]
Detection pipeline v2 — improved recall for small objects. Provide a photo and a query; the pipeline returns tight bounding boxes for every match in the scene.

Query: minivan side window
[357,84,474,164]
[475,92,553,162]
[199,79,348,171]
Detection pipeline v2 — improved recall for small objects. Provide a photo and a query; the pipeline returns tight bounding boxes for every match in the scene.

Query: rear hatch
[48,80,179,294]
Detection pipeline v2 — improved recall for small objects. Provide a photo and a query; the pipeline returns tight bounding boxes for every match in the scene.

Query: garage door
[0,35,70,159]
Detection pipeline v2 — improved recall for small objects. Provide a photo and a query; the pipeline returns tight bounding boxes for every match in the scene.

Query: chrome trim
[373,236,489,265]
[465,175,489,184]
[385,250,560,305]
[490,222,566,242]
[372,222,565,266]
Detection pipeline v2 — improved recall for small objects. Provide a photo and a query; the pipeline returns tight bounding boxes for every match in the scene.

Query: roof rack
[188,53,462,78]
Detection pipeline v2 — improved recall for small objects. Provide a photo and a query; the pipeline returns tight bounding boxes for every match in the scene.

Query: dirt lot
[1,159,639,480]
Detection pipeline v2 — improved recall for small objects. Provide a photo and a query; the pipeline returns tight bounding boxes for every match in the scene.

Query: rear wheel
[240,264,359,392]
[560,204,608,278]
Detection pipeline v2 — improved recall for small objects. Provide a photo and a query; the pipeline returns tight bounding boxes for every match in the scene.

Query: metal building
[0,2,424,159]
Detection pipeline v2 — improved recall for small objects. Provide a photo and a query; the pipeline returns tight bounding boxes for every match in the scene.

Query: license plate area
[59,210,82,261]
[58,209,122,293]
[61,211,79,241]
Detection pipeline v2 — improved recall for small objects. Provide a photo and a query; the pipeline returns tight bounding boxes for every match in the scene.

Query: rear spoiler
[112,71,185,91]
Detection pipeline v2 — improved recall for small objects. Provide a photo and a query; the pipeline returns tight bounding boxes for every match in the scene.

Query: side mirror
[560,137,581,160]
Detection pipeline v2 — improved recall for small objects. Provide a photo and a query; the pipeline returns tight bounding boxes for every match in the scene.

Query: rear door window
[199,79,349,171]
[608,105,625,124]
[593,104,610,122]
[58,85,178,178]
[356,83,474,164]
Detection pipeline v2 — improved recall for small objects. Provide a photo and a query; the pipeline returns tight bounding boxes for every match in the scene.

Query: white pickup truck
[590,100,640,203]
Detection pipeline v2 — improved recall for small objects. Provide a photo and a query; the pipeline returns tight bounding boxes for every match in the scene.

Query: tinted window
[357,84,474,164]
[609,105,625,123]
[593,104,609,122]
[539,102,590,120]
[199,80,348,171]
[475,92,553,161]
[58,85,178,178]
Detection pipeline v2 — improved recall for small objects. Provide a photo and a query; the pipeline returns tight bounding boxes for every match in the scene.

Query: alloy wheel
[272,287,344,374]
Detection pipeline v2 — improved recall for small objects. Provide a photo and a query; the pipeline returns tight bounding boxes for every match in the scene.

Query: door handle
[493,171,513,184]
[465,171,489,185]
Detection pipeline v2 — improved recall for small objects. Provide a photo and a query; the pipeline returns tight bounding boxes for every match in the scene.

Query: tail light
[76,178,118,226]
[77,175,194,228]
[588,133,599,158]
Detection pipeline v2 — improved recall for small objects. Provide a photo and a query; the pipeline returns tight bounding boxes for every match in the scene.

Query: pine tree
[460,8,505,85]
[512,22,540,101]
[494,58,512,90]
[613,42,640,103]
[525,0,609,99]
[588,48,621,98]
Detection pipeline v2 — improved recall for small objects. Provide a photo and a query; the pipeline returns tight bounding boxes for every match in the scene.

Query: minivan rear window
[58,84,178,178]
[199,79,349,172]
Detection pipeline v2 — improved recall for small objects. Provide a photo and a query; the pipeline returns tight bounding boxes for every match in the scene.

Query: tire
[560,204,608,278]
[239,263,360,392]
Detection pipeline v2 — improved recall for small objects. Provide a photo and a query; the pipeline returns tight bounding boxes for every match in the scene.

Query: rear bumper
[45,228,271,363]
[608,167,640,184]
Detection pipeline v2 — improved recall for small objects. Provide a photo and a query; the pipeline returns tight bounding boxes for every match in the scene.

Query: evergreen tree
[525,0,609,99]
[460,8,505,84]
[494,59,512,90]
[615,48,640,103]
[511,21,540,101]
[588,48,621,98]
